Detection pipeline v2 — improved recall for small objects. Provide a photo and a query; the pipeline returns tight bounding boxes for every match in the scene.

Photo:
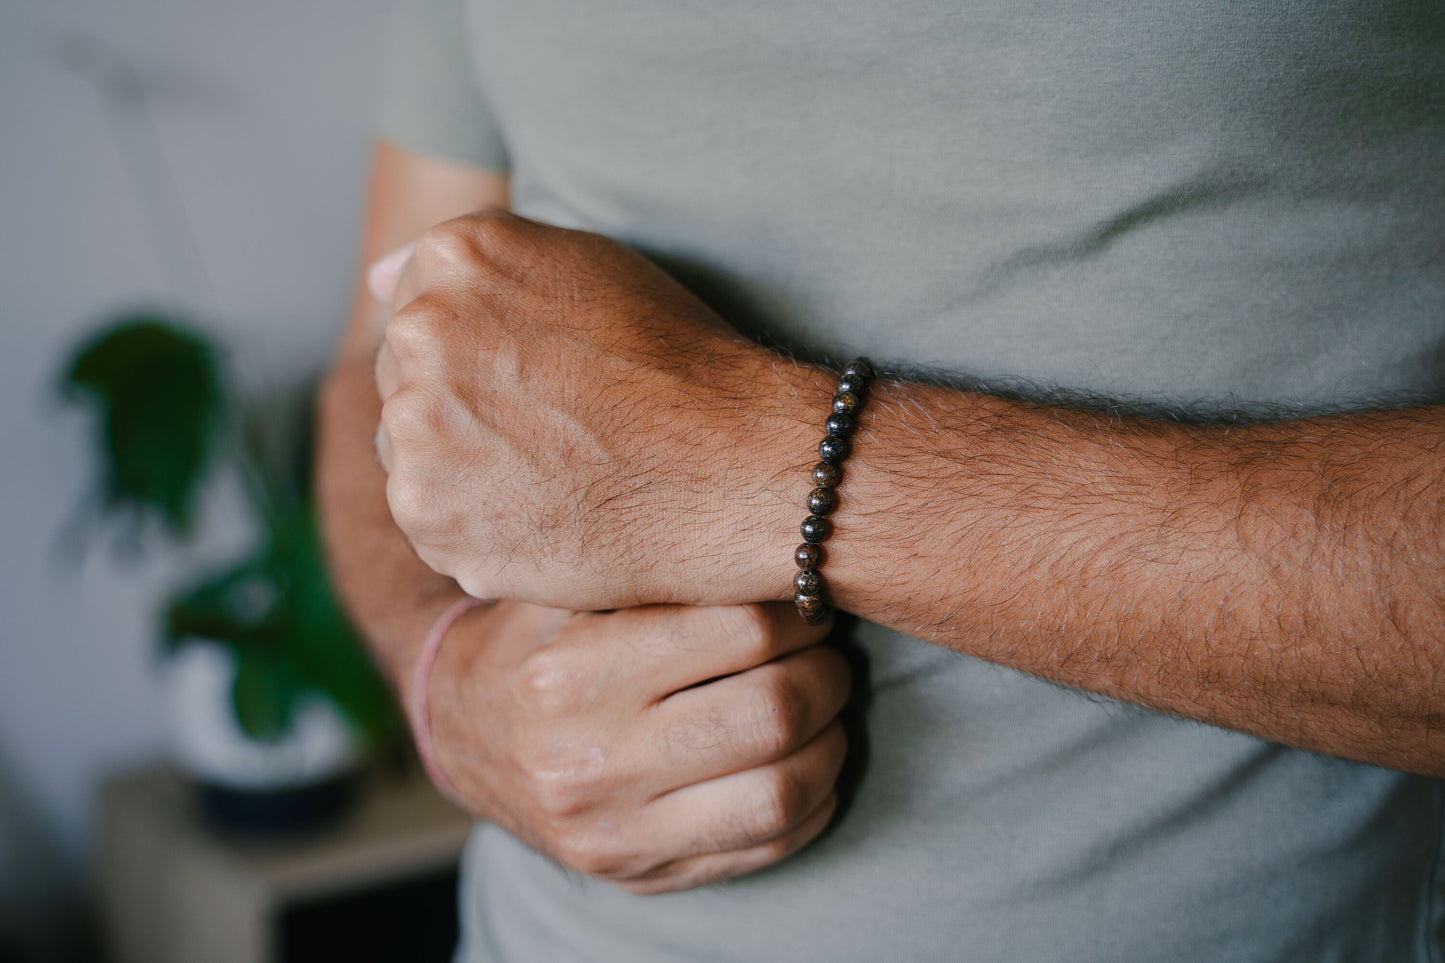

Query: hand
[371,211,822,610]
[426,600,850,894]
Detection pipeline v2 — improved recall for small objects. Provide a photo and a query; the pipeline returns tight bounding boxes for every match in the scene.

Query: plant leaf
[61,316,225,537]
[255,504,403,747]
[232,647,298,742]
[162,558,279,655]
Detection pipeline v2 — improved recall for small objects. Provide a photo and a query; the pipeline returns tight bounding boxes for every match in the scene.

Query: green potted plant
[61,314,401,832]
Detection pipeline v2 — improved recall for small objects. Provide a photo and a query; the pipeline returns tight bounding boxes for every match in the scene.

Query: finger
[613,791,838,895]
[374,422,394,473]
[558,603,834,706]
[640,718,847,861]
[638,644,851,791]
[374,340,402,401]
[674,603,837,692]
[366,241,416,305]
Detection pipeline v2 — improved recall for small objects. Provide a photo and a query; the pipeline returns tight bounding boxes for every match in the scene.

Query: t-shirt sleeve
[374,0,510,172]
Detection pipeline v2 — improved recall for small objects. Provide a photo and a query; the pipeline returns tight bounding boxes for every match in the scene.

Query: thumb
[366,241,417,305]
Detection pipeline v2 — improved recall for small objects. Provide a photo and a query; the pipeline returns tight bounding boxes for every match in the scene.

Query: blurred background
[1,3,469,961]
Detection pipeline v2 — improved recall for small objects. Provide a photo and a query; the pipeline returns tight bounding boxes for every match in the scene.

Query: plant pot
[165,641,361,834]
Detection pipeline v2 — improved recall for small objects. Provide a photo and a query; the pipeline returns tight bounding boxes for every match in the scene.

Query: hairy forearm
[802,376,1445,774]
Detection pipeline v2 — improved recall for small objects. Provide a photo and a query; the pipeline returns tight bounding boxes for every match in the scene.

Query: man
[318,0,1445,959]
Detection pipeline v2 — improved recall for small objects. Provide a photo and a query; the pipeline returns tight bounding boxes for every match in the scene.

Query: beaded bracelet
[411,595,490,804]
[793,358,872,624]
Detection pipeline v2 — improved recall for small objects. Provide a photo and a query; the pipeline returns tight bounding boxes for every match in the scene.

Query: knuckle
[384,471,434,536]
[378,388,438,445]
[752,767,809,840]
[553,831,623,878]
[757,838,793,867]
[822,718,850,772]
[527,761,592,819]
[514,648,588,716]
[724,604,775,661]
[383,306,438,358]
[412,540,461,581]
[415,219,487,270]
[454,570,496,601]
[747,670,809,757]
[806,646,853,716]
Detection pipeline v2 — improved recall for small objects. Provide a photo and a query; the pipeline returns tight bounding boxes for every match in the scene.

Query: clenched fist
[424,600,850,894]
[372,211,825,611]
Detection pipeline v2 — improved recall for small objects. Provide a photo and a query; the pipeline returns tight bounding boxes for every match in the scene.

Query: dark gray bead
[837,373,866,396]
[807,487,836,515]
[795,543,821,569]
[832,391,860,416]
[844,359,873,380]
[794,569,822,595]
[812,462,841,488]
[800,514,830,543]
[824,412,853,437]
[818,436,849,463]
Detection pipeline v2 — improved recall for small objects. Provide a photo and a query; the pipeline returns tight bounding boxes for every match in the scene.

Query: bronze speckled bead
[818,436,849,463]
[837,373,866,396]
[794,592,825,615]
[812,462,841,488]
[800,515,830,543]
[794,569,822,595]
[795,543,821,569]
[832,391,860,416]
[844,359,874,380]
[824,412,853,437]
[807,487,836,515]
[800,603,832,626]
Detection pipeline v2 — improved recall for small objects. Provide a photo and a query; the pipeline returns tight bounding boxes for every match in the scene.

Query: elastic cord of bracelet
[793,358,872,624]
[411,595,490,803]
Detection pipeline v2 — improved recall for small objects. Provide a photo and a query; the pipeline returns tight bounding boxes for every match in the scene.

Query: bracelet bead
[824,412,853,437]
[818,436,849,463]
[800,514,830,543]
[794,591,826,615]
[811,462,842,488]
[806,487,836,515]
[790,359,872,623]
[800,606,832,626]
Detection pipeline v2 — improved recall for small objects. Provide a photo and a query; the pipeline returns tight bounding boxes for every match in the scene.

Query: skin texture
[372,207,1445,778]
[318,143,853,894]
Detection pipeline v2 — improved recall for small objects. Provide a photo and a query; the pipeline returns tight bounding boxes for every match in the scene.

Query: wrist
[821,379,991,622]
[673,349,842,606]
[372,586,476,696]
[409,596,491,802]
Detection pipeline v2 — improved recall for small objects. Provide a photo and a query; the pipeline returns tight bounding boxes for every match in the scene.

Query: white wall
[0,1,390,956]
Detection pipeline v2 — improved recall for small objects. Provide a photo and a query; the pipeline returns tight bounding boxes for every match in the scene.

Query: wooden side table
[96,766,474,963]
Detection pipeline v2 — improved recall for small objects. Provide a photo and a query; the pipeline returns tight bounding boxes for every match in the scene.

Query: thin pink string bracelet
[410,595,490,804]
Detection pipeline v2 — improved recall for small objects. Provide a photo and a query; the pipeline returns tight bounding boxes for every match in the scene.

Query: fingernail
[366,241,417,303]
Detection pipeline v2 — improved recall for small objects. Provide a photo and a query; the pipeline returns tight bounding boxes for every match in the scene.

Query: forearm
[315,141,508,686]
[802,376,1445,773]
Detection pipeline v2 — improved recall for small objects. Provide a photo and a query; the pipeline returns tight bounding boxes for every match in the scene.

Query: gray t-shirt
[377,2,1445,960]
